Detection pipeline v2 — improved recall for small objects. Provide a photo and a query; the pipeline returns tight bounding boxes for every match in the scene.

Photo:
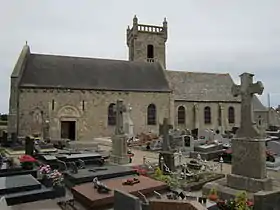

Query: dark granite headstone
[114,190,141,210]
[11,133,17,145]
[1,131,8,146]
[25,136,34,156]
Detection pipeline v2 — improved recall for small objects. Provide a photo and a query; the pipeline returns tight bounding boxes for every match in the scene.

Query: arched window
[108,103,116,125]
[177,106,186,124]
[228,106,235,124]
[204,106,211,124]
[147,104,156,125]
[147,45,154,59]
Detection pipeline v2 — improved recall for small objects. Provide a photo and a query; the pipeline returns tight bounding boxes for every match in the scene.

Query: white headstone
[179,135,194,155]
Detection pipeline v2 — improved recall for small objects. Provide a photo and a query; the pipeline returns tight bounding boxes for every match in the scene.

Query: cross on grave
[160,118,172,151]
[113,100,127,135]
[159,119,173,136]
[232,72,264,138]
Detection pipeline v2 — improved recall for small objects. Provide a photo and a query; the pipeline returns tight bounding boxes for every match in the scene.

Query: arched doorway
[57,106,80,140]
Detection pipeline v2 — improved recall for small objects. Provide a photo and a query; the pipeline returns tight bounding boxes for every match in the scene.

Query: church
[8,16,266,140]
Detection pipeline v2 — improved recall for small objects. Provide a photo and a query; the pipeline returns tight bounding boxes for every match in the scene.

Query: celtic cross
[231,73,264,138]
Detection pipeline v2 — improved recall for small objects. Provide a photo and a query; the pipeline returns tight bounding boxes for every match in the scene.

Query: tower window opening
[147,45,154,59]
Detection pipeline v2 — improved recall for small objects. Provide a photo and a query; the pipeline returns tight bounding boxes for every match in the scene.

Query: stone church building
[8,16,264,140]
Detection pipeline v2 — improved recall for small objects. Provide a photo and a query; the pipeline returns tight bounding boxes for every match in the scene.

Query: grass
[149,168,224,190]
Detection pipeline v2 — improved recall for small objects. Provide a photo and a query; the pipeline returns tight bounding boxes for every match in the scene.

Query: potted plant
[19,155,36,170]
[215,192,254,210]
[39,164,52,187]
[49,170,66,197]
[208,188,218,201]
[235,191,253,210]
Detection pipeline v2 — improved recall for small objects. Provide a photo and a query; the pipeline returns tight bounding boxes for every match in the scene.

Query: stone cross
[114,100,127,135]
[123,104,134,138]
[161,118,171,151]
[231,72,264,138]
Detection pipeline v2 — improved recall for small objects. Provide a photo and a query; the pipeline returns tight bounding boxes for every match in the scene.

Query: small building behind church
[8,16,270,140]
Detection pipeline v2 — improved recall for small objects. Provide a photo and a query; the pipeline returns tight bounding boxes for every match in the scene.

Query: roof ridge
[30,53,158,66]
[166,69,230,75]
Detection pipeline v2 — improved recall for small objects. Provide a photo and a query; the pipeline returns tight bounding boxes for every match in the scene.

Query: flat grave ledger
[0,174,58,205]
[72,175,168,209]
[64,165,138,186]
[190,143,224,160]
[0,174,41,195]
[56,153,102,162]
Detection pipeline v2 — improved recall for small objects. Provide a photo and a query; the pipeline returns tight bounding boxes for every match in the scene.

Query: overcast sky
[1,0,280,113]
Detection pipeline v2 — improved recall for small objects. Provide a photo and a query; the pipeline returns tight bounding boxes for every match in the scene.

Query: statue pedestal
[159,151,175,172]
[231,138,267,179]
[203,137,279,209]
[227,138,272,192]
[110,134,129,165]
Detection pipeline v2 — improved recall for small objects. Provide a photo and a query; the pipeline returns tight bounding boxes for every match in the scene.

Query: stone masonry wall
[18,88,171,140]
[129,32,166,68]
[173,101,241,131]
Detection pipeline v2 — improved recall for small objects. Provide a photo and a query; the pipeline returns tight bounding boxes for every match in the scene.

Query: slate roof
[165,70,241,102]
[19,53,171,92]
[252,95,268,111]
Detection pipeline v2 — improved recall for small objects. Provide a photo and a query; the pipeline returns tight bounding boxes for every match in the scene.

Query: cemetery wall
[173,101,241,130]
[17,88,171,139]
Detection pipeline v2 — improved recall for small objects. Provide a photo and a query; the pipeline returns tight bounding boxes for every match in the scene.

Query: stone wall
[173,101,241,131]
[130,32,166,68]
[17,88,171,140]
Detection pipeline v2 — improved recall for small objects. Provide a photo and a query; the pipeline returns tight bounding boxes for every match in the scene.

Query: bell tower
[126,15,168,69]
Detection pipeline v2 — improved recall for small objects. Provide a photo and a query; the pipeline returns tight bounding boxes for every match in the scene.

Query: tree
[0,114,8,121]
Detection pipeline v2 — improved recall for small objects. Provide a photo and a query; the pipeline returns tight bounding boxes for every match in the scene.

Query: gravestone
[110,100,129,164]
[114,190,142,210]
[10,132,17,145]
[25,136,34,156]
[159,120,173,136]
[181,135,194,153]
[158,118,175,172]
[1,131,8,147]
[123,104,134,139]
[203,73,280,208]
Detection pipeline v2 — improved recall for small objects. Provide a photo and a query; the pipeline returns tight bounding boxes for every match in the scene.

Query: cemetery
[0,75,280,209]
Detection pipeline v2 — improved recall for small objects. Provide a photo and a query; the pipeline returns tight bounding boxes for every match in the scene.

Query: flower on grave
[246,200,254,207]
[235,191,253,210]
[39,164,52,175]
[18,155,36,163]
[49,170,64,186]
[208,188,218,201]
[131,165,148,176]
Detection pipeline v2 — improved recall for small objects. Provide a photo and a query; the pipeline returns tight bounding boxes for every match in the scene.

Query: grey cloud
[0,0,280,112]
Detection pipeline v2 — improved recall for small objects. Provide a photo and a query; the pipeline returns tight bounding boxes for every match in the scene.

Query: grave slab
[0,174,41,195]
[64,165,137,186]
[56,153,102,162]
[71,175,168,209]
[5,186,55,206]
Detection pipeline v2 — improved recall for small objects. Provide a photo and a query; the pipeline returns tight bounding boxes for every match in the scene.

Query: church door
[60,121,76,140]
